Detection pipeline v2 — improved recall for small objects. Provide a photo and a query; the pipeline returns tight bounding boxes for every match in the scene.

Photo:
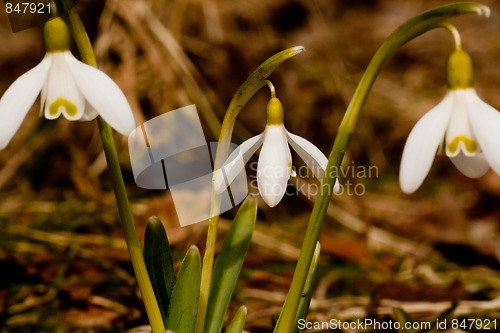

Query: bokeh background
[1,0,500,332]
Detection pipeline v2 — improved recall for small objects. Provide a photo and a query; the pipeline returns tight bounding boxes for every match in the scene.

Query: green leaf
[292,242,320,333]
[143,216,176,325]
[393,307,415,333]
[204,197,258,333]
[166,245,201,333]
[225,306,248,333]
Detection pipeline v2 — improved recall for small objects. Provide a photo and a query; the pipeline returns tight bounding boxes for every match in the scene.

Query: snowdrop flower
[0,18,135,149]
[215,93,336,207]
[400,47,500,193]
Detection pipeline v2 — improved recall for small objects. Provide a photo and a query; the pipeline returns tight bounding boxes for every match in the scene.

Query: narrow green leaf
[292,242,320,333]
[143,216,176,325]
[393,307,415,333]
[204,197,258,333]
[427,301,458,332]
[166,245,201,333]
[225,306,248,333]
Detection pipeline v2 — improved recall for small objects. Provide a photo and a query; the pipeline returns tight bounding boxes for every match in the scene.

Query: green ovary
[44,18,71,52]
[49,98,78,117]
[447,135,478,155]
[447,49,474,90]
[266,98,284,125]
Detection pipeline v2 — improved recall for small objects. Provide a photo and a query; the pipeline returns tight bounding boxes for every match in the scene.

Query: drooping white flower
[215,96,337,207]
[400,48,500,193]
[0,18,135,149]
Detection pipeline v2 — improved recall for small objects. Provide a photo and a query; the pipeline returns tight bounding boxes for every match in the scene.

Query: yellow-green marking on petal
[49,98,78,118]
[447,135,479,155]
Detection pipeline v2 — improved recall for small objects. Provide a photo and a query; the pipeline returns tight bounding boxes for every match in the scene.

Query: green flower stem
[274,3,489,332]
[56,1,164,332]
[195,205,221,333]
[96,120,164,333]
[195,46,305,333]
[441,23,462,49]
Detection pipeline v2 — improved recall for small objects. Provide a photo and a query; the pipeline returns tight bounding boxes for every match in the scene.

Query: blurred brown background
[0,0,499,332]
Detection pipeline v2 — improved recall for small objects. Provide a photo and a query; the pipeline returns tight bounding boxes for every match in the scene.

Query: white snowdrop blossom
[215,96,337,207]
[0,18,135,149]
[400,48,500,193]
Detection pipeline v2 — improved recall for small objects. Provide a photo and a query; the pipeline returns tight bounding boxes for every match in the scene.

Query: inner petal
[49,98,79,118]
[43,52,85,120]
[445,90,479,157]
[450,151,490,178]
[446,135,479,156]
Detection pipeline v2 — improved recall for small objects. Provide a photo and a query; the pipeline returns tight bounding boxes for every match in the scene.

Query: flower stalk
[56,0,164,332]
[441,22,462,49]
[274,3,490,332]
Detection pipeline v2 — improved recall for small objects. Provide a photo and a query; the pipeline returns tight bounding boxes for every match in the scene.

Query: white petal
[466,89,500,175]
[64,53,136,135]
[450,152,490,178]
[286,130,327,179]
[43,52,85,120]
[213,133,263,193]
[445,90,479,157]
[399,93,454,193]
[286,130,341,193]
[79,101,99,121]
[39,74,48,117]
[0,55,51,149]
[257,125,291,207]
